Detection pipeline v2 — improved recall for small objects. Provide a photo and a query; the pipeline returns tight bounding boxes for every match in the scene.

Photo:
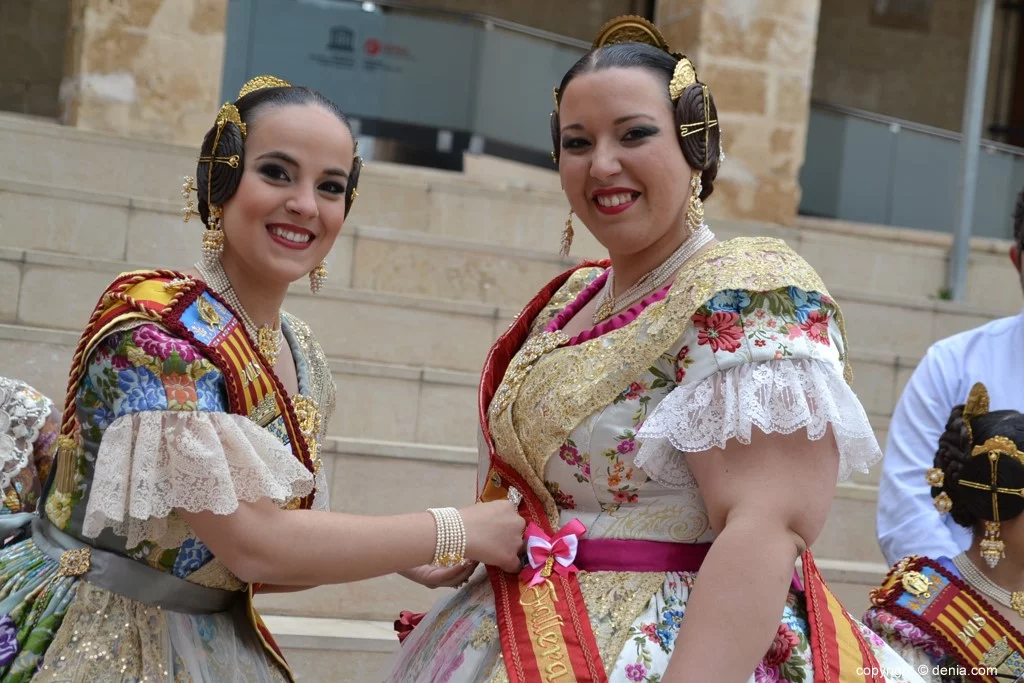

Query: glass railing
[799,100,1024,241]
[222,0,588,166]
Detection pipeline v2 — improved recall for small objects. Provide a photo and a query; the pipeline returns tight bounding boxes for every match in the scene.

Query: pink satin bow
[519,519,587,587]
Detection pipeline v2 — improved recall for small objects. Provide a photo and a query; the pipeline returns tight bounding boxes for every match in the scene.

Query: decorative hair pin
[238,75,291,99]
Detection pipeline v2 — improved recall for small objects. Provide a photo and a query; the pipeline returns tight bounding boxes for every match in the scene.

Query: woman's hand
[459,500,526,573]
[401,562,479,588]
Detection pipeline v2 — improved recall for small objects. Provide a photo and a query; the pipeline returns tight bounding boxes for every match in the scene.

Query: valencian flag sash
[870,556,1024,682]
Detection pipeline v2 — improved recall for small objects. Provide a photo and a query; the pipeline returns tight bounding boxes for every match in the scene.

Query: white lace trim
[0,377,53,490]
[84,411,315,547]
[634,359,881,488]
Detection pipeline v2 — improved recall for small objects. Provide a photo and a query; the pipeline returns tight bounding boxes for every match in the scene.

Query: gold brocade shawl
[283,312,336,442]
[485,237,849,528]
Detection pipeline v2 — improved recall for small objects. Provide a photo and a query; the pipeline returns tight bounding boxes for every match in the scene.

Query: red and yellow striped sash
[870,556,1024,681]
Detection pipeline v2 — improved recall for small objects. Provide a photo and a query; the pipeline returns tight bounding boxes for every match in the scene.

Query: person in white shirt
[876,189,1024,565]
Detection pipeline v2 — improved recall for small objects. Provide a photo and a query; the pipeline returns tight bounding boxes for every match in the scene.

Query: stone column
[61,0,227,145]
[655,0,821,225]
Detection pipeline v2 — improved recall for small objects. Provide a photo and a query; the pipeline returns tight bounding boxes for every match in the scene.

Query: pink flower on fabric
[625,663,647,681]
[693,312,743,353]
[617,439,636,454]
[800,311,831,346]
[559,444,582,466]
[640,623,659,642]
[133,325,200,362]
[754,661,782,683]
[754,339,767,347]
[613,490,639,504]
[624,382,645,400]
[764,624,800,666]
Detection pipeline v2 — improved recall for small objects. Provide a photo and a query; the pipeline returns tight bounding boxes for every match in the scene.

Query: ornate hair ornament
[668,58,696,101]
[944,382,1024,568]
[238,74,291,99]
[963,380,990,443]
[194,75,292,207]
[927,382,991,514]
[592,15,671,51]
[197,102,246,170]
[560,15,723,167]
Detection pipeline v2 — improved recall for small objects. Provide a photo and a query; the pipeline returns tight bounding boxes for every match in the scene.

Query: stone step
[0,241,992,381]
[2,174,1021,317]
[256,438,884,624]
[257,439,478,625]
[0,247,516,375]
[0,111,1020,314]
[813,483,885,567]
[261,615,396,683]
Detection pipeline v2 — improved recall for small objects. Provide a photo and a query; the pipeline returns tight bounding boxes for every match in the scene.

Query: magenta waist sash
[573,539,711,572]
[573,538,804,592]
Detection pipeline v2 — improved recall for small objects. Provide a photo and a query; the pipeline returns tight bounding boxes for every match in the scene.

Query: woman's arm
[662,428,839,683]
[180,497,524,586]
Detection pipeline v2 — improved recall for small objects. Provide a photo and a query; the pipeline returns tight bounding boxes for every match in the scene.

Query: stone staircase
[1,112,1020,680]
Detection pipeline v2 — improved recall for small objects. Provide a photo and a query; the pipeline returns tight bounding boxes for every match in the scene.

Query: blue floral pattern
[114,365,167,416]
[196,371,229,412]
[787,286,822,324]
[705,289,752,313]
[172,538,215,578]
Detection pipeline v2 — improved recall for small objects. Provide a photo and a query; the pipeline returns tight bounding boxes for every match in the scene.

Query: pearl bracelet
[427,507,466,567]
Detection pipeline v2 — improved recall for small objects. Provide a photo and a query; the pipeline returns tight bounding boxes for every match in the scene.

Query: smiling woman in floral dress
[386,16,923,683]
[0,76,524,682]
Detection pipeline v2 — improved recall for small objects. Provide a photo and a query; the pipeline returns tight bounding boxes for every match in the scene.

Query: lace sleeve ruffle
[634,359,881,487]
[84,411,315,547]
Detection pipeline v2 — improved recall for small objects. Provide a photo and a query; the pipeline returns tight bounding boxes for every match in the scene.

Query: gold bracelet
[428,507,466,567]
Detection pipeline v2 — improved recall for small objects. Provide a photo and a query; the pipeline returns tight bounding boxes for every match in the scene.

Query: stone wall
[813,0,1014,134]
[0,0,70,119]
[61,0,227,144]
[657,0,821,225]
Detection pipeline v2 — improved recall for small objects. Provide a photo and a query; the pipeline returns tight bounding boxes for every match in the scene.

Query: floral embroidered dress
[387,238,922,683]
[0,307,333,682]
[0,378,58,517]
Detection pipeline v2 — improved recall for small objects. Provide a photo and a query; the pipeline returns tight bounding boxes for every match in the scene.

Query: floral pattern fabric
[0,313,328,682]
[386,282,914,682]
[0,378,58,516]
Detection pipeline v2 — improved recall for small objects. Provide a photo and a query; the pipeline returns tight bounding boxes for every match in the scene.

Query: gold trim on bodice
[486,237,847,527]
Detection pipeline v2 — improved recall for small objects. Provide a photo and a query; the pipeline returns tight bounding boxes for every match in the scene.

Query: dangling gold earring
[981,520,1006,568]
[309,260,328,294]
[560,210,574,258]
[203,205,225,266]
[685,171,705,236]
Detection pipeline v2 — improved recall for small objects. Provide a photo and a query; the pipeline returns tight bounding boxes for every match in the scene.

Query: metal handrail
[322,0,592,49]
[812,98,1024,158]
